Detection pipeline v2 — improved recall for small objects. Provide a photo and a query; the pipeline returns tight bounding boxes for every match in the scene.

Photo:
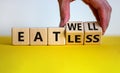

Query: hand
[58,0,112,34]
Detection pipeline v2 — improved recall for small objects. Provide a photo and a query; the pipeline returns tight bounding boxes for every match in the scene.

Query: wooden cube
[12,28,29,45]
[66,21,84,45]
[48,28,65,45]
[30,28,47,45]
[84,22,102,45]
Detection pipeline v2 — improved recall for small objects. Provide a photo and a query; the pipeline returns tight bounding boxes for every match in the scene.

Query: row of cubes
[12,21,102,45]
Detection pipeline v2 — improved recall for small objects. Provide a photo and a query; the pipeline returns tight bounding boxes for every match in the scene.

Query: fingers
[58,0,71,27]
[96,0,112,34]
[58,0,112,35]
[83,0,112,34]
[89,5,100,21]
[97,6,109,34]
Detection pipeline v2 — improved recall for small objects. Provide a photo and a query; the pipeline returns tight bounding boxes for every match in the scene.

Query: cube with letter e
[66,21,84,45]
[12,28,29,45]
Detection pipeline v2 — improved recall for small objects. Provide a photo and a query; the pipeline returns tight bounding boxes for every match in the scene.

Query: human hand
[58,0,112,34]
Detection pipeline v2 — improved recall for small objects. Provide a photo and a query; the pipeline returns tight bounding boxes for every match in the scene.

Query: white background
[0,0,119,36]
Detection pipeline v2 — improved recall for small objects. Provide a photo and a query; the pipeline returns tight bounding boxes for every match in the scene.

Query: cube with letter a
[84,21,102,45]
[66,21,84,45]
[30,28,47,46]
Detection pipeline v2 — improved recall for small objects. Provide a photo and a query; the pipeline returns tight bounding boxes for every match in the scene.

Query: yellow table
[0,36,120,73]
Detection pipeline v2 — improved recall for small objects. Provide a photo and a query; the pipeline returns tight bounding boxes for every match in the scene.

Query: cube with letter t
[48,28,65,45]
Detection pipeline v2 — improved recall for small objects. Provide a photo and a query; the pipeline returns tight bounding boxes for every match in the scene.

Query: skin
[58,0,112,34]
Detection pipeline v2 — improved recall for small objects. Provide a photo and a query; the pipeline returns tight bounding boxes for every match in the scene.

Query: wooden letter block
[66,21,84,45]
[12,28,29,45]
[30,28,47,45]
[84,22,102,45]
[48,28,65,45]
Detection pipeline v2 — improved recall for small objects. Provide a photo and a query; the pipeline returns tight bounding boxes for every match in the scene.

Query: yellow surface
[0,36,120,73]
